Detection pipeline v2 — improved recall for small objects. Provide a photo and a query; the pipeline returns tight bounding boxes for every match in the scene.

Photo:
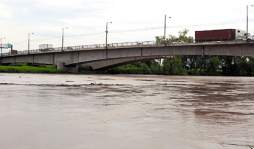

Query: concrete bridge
[1,41,254,72]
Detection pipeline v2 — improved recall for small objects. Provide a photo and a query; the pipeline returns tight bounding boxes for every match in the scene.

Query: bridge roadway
[0,41,254,72]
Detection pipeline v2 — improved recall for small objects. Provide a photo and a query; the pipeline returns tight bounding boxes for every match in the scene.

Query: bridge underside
[80,56,163,70]
[1,42,254,72]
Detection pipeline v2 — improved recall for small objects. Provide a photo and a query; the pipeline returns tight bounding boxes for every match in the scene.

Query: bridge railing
[0,41,158,57]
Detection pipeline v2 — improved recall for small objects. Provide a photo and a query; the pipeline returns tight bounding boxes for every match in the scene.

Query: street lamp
[28,33,34,54]
[61,27,68,52]
[0,37,5,57]
[163,14,172,40]
[246,5,254,40]
[105,21,112,58]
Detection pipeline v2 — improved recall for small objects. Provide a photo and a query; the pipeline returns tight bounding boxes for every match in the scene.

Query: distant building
[39,44,53,49]
[39,44,54,52]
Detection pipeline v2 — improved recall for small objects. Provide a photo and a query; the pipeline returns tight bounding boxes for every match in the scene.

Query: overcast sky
[1,0,254,51]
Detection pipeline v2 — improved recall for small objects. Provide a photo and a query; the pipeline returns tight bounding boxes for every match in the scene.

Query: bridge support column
[56,62,79,73]
[65,65,80,73]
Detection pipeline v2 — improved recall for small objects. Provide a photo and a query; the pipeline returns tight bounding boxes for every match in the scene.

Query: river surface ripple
[0,73,253,149]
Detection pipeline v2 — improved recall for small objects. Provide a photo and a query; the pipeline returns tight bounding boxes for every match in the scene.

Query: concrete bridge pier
[65,64,80,73]
[56,62,80,73]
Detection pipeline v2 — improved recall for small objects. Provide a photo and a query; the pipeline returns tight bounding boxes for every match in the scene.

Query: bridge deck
[1,40,254,58]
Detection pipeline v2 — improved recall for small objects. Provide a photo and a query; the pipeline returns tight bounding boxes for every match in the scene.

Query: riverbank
[0,65,62,73]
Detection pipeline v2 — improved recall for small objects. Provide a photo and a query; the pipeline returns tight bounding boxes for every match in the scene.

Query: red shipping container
[195,29,236,42]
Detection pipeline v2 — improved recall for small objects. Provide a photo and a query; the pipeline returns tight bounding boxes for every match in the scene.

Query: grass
[0,65,62,73]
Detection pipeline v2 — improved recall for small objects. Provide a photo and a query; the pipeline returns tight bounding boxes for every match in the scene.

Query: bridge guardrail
[2,40,250,58]
[0,41,158,57]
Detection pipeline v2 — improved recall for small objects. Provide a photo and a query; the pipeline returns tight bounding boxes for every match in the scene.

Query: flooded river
[0,73,253,149]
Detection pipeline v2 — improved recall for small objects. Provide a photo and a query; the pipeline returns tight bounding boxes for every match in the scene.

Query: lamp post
[61,27,68,52]
[105,21,112,58]
[28,33,34,54]
[163,14,172,40]
[247,5,254,40]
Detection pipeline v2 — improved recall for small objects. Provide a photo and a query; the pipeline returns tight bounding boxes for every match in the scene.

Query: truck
[195,29,246,42]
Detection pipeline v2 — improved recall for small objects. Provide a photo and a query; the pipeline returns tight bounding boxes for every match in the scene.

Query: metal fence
[1,40,251,58]
[0,41,157,57]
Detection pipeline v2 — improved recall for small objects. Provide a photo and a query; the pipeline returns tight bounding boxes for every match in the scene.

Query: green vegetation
[156,29,194,44]
[107,61,162,74]
[106,56,254,76]
[0,64,61,73]
[107,29,254,76]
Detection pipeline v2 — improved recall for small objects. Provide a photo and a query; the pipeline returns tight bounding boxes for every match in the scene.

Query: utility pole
[61,27,68,52]
[163,15,172,40]
[105,21,112,58]
[247,5,254,40]
[164,14,167,39]
[28,33,34,54]
[61,28,64,52]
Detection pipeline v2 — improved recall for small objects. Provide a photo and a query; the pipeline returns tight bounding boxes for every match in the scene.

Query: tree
[206,56,221,75]
[156,29,194,44]
[163,56,186,75]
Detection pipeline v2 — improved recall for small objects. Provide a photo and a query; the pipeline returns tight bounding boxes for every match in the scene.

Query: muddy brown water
[0,73,253,149]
